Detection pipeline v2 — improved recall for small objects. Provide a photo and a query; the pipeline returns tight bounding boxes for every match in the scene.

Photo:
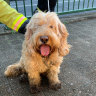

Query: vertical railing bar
[57,0,58,13]
[92,0,94,8]
[87,0,90,8]
[9,0,10,5]
[15,0,18,11]
[73,0,75,10]
[5,0,10,4]
[62,0,64,12]
[83,0,85,9]
[68,0,70,11]
[23,0,26,16]
[30,0,33,15]
[8,0,10,5]
[78,0,80,9]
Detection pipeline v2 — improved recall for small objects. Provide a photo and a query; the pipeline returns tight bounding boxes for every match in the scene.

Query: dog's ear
[25,23,33,41]
[24,22,35,55]
[58,22,70,56]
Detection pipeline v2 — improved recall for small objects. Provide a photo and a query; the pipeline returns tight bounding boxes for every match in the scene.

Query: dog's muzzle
[38,36,51,57]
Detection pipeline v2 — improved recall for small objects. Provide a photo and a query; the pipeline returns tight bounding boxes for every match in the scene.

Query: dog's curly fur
[4,12,70,93]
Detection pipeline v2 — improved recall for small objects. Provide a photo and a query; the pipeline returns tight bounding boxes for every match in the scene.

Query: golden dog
[4,12,70,93]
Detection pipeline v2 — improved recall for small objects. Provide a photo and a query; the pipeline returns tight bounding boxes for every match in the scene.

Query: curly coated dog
[4,12,70,93]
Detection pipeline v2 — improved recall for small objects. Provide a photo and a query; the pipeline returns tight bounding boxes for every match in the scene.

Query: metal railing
[57,0,96,15]
[6,0,96,17]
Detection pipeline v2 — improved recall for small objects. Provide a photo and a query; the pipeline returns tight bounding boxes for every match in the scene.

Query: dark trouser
[37,0,57,12]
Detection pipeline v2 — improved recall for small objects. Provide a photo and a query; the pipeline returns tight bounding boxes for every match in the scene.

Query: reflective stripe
[11,14,23,30]
[16,17,27,31]
[12,14,27,31]
[13,16,25,30]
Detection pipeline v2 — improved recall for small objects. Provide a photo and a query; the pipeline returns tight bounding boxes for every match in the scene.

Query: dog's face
[25,12,70,57]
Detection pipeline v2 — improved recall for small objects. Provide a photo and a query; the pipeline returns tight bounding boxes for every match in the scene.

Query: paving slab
[0,18,96,96]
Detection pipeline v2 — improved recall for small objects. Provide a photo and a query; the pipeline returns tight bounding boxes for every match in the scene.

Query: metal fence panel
[9,0,96,17]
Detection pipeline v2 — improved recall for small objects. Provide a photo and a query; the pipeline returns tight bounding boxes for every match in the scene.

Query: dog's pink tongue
[40,45,50,56]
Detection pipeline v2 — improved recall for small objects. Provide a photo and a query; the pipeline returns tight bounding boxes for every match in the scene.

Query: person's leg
[49,0,57,12]
[34,0,57,13]
[37,0,48,12]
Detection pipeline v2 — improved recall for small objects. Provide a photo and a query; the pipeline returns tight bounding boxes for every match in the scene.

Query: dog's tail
[4,61,25,77]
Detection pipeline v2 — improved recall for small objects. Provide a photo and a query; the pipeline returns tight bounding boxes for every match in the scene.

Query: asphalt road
[10,0,96,17]
[0,16,96,96]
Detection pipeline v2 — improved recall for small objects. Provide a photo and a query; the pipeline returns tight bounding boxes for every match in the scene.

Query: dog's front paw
[30,85,41,94]
[50,82,61,91]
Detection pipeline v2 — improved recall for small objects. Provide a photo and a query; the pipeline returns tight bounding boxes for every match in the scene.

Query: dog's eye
[49,25,53,28]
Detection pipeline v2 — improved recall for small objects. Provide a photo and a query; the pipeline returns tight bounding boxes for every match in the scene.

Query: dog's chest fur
[34,57,55,73]
[23,53,59,74]
[42,58,54,68]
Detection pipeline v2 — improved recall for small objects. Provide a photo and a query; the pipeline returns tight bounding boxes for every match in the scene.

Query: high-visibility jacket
[0,0,28,32]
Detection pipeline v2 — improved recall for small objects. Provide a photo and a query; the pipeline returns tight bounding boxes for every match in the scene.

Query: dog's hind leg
[4,58,25,77]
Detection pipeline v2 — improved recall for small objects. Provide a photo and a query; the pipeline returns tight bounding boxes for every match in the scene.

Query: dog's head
[25,12,70,57]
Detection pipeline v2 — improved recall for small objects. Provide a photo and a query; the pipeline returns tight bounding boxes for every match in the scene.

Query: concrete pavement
[0,13,96,96]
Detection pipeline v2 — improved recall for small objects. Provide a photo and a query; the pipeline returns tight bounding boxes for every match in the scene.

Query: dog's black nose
[40,36,49,43]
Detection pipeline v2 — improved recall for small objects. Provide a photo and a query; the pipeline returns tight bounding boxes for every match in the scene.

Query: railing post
[4,0,10,4]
